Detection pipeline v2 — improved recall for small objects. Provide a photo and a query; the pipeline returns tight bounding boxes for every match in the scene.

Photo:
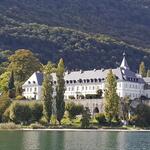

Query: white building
[22,53,150,104]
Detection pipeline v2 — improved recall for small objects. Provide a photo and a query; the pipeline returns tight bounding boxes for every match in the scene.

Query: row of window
[118,83,142,89]
[66,78,105,84]
[67,85,101,91]
[24,87,37,93]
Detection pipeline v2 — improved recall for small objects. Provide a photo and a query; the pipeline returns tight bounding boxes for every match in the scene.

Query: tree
[147,70,150,77]
[56,58,65,124]
[42,61,53,123]
[0,71,10,92]
[120,96,131,121]
[81,107,91,128]
[139,61,146,77]
[8,49,42,95]
[104,70,119,123]
[8,71,15,98]
[65,102,83,119]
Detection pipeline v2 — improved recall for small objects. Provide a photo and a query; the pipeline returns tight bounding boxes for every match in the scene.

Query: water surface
[0,131,149,150]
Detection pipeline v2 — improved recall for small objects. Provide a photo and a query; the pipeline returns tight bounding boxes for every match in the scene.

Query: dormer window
[70,80,73,84]
[33,81,36,84]
[94,79,97,82]
[98,78,101,82]
[90,79,93,83]
[28,81,31,84]
[74,80,76,83]
[66,80,69,84]
[78,79,82,83]
[87,79,90,83]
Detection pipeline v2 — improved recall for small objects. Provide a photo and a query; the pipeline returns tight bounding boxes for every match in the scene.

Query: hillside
[0,23,150,71]
[0,0,150,48]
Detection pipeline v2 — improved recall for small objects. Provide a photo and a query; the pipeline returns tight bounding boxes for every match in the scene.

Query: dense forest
[0,0,150,71]
[0,0,150,48]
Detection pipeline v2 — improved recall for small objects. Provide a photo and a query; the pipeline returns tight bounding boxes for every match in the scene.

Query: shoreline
[0,128,150,132]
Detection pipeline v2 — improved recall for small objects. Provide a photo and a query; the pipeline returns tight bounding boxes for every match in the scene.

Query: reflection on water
[0,131,149,150]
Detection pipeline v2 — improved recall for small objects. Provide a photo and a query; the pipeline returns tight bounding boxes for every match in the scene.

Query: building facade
[22,53,150,112]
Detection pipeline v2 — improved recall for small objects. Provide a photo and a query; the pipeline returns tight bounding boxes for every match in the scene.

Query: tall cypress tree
[42,61,53,123]
[56,58,65,125]
[139,61,146,77]
[147,70,150,77]
[104,70,119,123]
[8,71,15,98]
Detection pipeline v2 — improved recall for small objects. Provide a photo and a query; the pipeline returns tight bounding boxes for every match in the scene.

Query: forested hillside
[0,0,150,48]
[0,23,150,71]
[0,0,150,71]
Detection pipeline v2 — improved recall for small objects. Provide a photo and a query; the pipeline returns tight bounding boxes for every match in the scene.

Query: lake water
[0,131,149,150]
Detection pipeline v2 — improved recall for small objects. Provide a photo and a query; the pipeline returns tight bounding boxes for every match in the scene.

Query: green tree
[42,61,53,123]
[9,102,31,124]
[0,71,10,92]
[56,58,65,124]
[8,49,42,94]
[120,96,131,121]
[139,61,146,77]
[81,107,91,128]
[8,71,15,98]
[104,70,119,123]
[65,102,83,119]
[147,69,150,77]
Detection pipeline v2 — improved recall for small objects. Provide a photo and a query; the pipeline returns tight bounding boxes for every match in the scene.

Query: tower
[120,52,130,70]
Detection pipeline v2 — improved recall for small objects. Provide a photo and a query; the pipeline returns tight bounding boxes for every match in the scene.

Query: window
[28,81,31,84]
[82,86,84,90]
[34,87,37,92]
[30,88,32,92]
[33,81,36,84]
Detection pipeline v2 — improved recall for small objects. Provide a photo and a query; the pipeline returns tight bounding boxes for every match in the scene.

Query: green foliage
[104,70,119,122]
[56,58,65,124]
[9,102,31,124]
[0,122,21,129]
[8,49,41,82]
[0,24,149,71]
[0,71,10,92]
[132,104,150,127]
[29,102,43,122]
[139,61,146,77]
[5,101,43,124]
[0,93,11,122]
[15,95,26,100]
[81,107,91,128]
[30,123,44,129]
[147,70,150,77]
[0,0,150,49]
[42,61,53,123]
[95,113,106,125]
[120,96,131,121]
[8,71,15,98]
[65,102,83,119]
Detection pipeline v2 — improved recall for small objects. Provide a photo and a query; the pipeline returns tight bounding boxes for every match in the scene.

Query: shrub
[30,123,44,129]
[39,116,48,126]
[2,107,11,122]
[9,101,31,124]
[0,122,21,129]
[65,102,83,119]
[131,104,150,127]
[95,113,106,125]
[68,96,75,99]
[51,115,57,125]
[29,102,43,122]
[81,107,91,128]
[15,95,26,100]
[0,93,11,122]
